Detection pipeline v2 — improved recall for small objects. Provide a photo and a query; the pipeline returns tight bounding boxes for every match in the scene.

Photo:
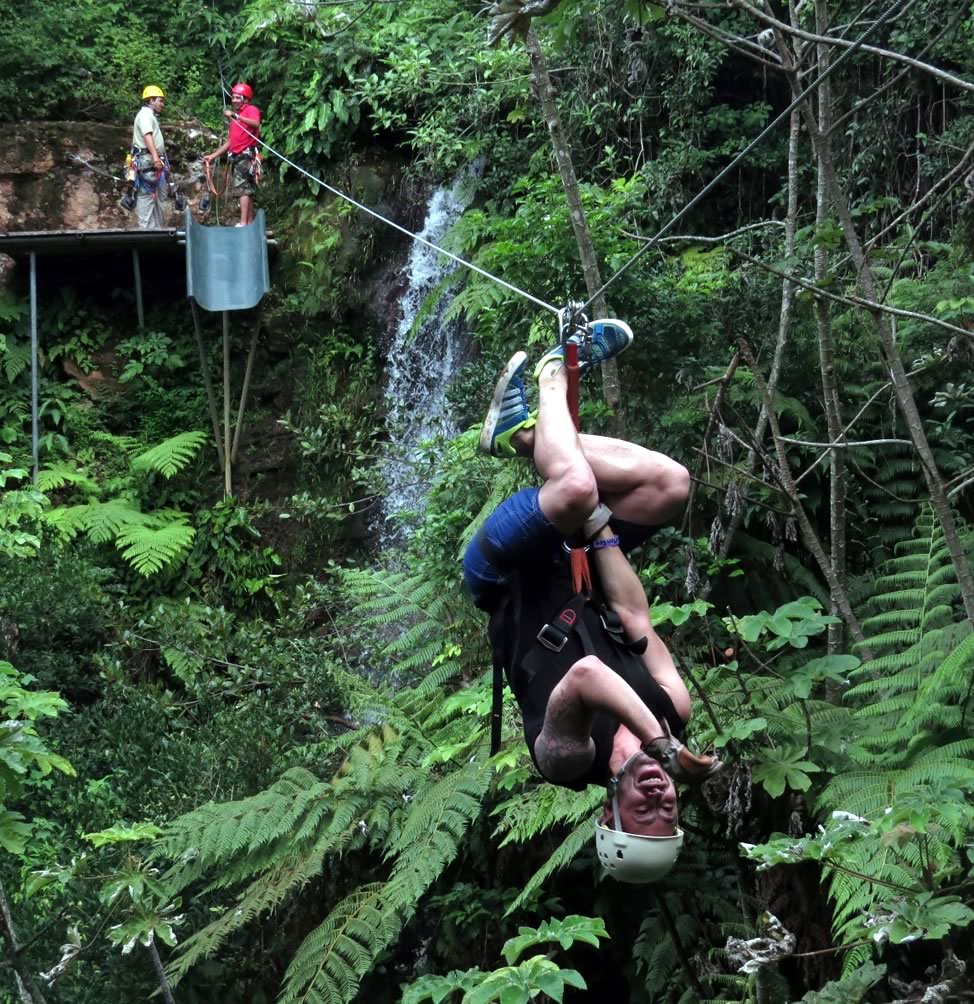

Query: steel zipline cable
[576,0,907,316]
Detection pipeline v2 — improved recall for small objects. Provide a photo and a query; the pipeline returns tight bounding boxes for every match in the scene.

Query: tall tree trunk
[770,29,974,628]
[812,0,847,656]
[524,29,622,418]
[147,941,177,1004]
[0,881,47,1004]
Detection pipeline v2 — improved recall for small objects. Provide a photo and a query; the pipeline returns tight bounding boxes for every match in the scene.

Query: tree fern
[115,517,195,575]
[506,819,594,914]
[278,884,403,1004]
[44,497,195,575]
[130,430,207,478]
[844,509,968,766]
[35,463,98,494]
[493,783,602,847]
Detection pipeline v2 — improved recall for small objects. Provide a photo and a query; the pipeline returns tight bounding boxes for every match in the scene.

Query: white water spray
[380,163,483,540]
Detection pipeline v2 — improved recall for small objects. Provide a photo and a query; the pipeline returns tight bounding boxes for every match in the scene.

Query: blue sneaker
[533,318,634,380]
[479,351,536,457]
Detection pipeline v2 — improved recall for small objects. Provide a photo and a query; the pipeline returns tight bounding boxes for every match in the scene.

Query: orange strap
[204,158,230,197]
[564,336,592,592]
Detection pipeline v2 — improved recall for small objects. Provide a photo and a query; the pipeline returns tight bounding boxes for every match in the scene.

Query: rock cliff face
[0,120,212,232]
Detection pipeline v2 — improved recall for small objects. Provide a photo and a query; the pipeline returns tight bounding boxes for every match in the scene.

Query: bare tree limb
[732,0,974,95]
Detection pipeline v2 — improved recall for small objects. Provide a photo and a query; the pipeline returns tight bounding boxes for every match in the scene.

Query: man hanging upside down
[463,321,722,883]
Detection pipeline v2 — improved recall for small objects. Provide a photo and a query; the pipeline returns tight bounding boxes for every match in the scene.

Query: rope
[204,157,230,198]
[68,154,124,183]
[578,0,907,315]
[215,100,561,316]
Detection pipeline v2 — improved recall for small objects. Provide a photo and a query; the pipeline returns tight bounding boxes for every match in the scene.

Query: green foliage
[401,915,605,1003]
[845,509,972,766]
[130,430,207,480]
[0,660,74,853]
[795,962,886,1004]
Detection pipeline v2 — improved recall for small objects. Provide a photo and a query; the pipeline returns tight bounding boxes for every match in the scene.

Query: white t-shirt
[132,106,165,154]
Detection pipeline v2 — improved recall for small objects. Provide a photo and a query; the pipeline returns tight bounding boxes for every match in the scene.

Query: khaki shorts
[231,155,257,197]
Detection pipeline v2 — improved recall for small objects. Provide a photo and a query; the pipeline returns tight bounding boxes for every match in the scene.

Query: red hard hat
[231,83,254,99]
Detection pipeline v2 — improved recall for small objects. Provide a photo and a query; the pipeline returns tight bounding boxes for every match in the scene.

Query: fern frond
[278,884,403,1004]
[493,784,602,846]
[507,819,593,914]
[116,518,195,575]
[36,464,99,494]
[131,430,207,478]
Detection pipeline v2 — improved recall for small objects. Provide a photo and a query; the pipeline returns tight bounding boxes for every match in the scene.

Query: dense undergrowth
[2,0,974,1001]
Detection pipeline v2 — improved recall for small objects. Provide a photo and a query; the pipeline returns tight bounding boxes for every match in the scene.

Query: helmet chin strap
[606,750,646,832]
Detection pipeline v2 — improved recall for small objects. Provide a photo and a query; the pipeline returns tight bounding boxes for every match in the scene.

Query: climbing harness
[128,147,170,199]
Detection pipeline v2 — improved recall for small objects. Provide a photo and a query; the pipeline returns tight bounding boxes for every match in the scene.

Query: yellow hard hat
[142,85,165,100]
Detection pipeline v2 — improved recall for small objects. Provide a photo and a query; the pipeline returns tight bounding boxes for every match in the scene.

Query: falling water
[379,162,482,542]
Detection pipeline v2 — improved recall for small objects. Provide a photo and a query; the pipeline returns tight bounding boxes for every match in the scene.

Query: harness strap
[481,528,523,755]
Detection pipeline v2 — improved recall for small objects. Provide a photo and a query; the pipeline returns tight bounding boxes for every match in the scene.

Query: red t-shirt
[229,104,261,154]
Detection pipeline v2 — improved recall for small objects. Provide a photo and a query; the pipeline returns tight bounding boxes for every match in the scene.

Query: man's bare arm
[589,528,691,722]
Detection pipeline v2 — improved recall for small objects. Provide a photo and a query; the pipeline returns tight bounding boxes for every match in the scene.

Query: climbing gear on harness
[142,84,165,100]
[643,723,724,785]
[119,190,136,212]
[532,319,634,381]
[231,82,254,99]
[198,191,212,215]
[129,148,170,196]
[479,351,535,457]
[595,750,684,883]
[229,148,262,189]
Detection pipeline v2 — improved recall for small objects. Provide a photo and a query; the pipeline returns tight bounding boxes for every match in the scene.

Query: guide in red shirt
[202,82,263,226]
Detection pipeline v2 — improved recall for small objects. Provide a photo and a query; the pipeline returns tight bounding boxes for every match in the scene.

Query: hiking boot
[642,734,724,785]
[479,351,536,457]
[533,319,634,380]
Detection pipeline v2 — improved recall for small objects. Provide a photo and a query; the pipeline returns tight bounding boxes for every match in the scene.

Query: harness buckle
[536,623,568,653]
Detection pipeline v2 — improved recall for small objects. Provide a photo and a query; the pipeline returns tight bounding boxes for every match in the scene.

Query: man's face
[149,96,164,114]
[232,93,245,111]
[609,755,678,837]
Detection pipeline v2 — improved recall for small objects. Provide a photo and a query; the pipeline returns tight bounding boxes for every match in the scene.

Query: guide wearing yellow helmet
[129,85,169,229]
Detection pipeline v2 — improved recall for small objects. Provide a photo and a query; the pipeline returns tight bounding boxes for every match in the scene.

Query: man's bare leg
[531,362,598,535]
[533,656,666,782]
[513,426,689,526]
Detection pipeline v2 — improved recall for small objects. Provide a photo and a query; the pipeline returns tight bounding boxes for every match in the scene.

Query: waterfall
[379,162,482,541]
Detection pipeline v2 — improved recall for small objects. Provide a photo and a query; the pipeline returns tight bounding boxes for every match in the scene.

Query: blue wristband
[591,535,620,549]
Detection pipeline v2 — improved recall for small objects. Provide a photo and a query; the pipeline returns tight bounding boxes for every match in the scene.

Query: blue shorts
[463,487,657,609]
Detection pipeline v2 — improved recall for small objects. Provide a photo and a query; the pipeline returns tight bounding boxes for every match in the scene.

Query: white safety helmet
[594,751,684,884]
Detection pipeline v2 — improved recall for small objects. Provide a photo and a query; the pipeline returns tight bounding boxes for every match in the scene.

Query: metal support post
[231,304,263,464]
[29,253,39,484]
[189,299,225,470]
[222,310,232,497]
[132,249,145,330]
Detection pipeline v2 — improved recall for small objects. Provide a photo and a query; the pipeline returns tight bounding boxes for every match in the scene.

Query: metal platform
[0,226,184,256]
